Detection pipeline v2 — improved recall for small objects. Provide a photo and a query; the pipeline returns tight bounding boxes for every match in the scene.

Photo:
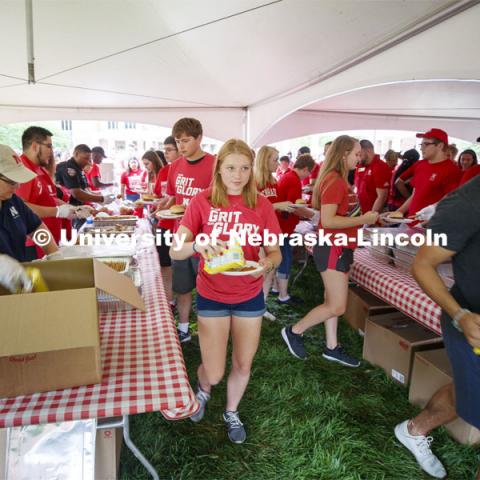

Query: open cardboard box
[0,258,144,398]
[409,349,480,445]
[344,286,396,333]
[363,311,443,386]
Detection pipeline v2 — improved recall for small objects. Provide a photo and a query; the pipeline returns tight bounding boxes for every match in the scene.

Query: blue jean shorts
[440,311,480,429]
[196,290,265,318]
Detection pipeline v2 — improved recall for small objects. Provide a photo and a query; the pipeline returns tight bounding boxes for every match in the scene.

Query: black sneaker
[276,295,303,305]
[177,328,191,343]
[281,326,307,360]
[223,411,246,444]
[322,345,360,367]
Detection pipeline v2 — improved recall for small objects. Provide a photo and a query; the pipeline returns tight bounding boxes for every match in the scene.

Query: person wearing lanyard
[0,144,58,263]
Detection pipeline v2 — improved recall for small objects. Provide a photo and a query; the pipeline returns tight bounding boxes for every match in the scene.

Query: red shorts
[312,245,354,273]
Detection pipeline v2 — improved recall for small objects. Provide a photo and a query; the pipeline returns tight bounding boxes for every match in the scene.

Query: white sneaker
[263,310,276,321]
[394,420,447,479]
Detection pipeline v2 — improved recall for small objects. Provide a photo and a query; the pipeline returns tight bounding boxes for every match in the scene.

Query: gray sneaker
[223,411,246,444]
[394,420,447,479]
[322,345,360,367]
[190,385,210,423]
[281,326,307,360]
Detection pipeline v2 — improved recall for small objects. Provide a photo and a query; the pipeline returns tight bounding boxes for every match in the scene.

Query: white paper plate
[290,203,311,208]
[220,260,263,276]
[155,209,184,219]
[383,216,414,224]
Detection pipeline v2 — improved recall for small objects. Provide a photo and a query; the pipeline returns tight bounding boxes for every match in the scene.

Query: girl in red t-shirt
[281,135,378,367]
[171,139,282,444]
[120,158,145,201]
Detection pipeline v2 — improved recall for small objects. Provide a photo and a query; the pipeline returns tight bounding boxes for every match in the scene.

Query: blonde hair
[384,149,399,164]
[255,146,278,190]
[211,139,257,208]
[312,135,358,210]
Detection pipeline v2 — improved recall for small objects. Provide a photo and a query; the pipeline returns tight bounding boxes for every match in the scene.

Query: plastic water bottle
[86,216,93,225]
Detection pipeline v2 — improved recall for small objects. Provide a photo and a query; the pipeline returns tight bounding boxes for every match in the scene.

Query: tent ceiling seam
[36,0,283,82]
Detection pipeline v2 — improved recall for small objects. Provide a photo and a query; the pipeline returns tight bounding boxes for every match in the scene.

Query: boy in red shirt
[164,118,216,342]
[357,139,391,213]
[394,129,461,216]
[85,146,113,191]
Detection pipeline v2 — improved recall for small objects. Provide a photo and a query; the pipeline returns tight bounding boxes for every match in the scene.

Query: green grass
[119,261,479,480]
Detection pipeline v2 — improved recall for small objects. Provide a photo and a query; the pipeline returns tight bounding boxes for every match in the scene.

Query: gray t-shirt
[429,176,480,312]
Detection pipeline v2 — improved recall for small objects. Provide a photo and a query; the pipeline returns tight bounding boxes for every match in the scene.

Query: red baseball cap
[416,128,448,145]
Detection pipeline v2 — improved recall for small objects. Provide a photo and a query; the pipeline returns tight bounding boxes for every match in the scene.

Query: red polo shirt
[400,159,461,215]
[16,154,62,251]
[276,169,302,234]
[357,155,391,213]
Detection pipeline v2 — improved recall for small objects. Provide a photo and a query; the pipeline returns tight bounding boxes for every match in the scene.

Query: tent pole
[25,0,35,84]
[243,107,250,144]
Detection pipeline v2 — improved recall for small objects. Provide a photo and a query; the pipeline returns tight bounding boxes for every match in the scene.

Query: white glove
[74,205,94,219]
[416,204,436,221]
[56,204,75,219]
[102,194,116,205]
[44,251,64,261]
[0,254,32,293]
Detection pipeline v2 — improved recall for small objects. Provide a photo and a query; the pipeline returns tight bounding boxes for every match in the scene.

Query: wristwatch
[452,308,470,332]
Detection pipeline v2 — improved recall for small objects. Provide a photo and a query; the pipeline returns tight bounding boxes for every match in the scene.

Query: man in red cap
[394,129,461,216]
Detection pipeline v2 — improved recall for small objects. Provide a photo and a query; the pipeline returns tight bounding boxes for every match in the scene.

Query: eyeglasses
[0,174,18,186]
[38,142,53,149]
[420,141,437,147]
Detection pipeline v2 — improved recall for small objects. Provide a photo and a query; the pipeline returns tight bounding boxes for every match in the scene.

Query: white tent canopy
[1,0,479,145]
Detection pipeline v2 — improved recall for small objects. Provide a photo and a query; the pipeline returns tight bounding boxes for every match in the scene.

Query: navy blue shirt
[0,194,42,261]
[56,158,89,206]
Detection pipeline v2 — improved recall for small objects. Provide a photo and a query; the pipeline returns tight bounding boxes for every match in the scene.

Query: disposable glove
[0,254,32,293]
[56,204,75,219]
[102,193,116,205]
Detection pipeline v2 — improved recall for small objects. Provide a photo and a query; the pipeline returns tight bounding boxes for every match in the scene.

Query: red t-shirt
[16,154,62,249]
[85,163,101,191]
[276,169,302,234]
[275,167,291,180]
[121,169,145,195]
[459,165,480,186]
[258,181,278,204]
[181,190,282,303]
[154,164,174,230]
[400,159,461,215]
[301,162,321,186]
[357,155,391,213]
[318,171,359,249]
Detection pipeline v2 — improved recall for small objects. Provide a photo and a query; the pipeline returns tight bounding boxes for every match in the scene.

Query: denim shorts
[277,239,293,279]
[196,290,265,318]
[441,311,480,429]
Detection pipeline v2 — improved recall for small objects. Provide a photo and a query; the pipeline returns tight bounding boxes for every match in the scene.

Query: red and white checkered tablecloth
[350,249,442,335]
[0,222,198,428]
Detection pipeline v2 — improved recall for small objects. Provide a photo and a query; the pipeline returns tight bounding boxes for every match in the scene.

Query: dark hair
[294,154,315,171]
[142,150,162,181]
[172,117,203,138]
[279,155,290,163]
[127,157,140,174]
[458,149,478,166]
[22,126,53,150]
[360,139,374,150]
[74,144,92,154]
[164,136,178,149]
[155,150,168,168]
[298,146,310,155]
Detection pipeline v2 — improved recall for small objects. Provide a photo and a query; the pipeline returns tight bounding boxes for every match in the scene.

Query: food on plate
[141,193,158,202]
[94,207,114,216]
[134,199,144,206]
[119,206,134,215]
[295,199,307,205]
[169,204,186,214]
[226,265,257,272]
[387,211,404,219]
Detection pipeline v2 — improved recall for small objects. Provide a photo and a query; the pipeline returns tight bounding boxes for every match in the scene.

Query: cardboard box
[0,258,144,398]
[344,286,396,333]
[363,312,443,386]
[409,349,480,445]
[95,424,123,480]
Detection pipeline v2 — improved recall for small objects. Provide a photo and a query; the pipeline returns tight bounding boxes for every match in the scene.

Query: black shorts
[312,245,354,273]
[155,228,172,267]
[172,257,200,294]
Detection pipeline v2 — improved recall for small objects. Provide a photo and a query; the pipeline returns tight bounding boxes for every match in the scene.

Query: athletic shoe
[281,326,307,360]
[177,328,191,343]
[270,289,279,296]
[276,295,303,305]
[190,385,210,423]
[263,310,276,321]
[322,345,360,367]
[223,411,246,444]
[394,420,447,479]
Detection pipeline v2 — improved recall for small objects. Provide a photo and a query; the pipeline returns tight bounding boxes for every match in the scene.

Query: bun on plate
[170,204,185,214]
[388,211,404,219]
[295,199,307,205]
